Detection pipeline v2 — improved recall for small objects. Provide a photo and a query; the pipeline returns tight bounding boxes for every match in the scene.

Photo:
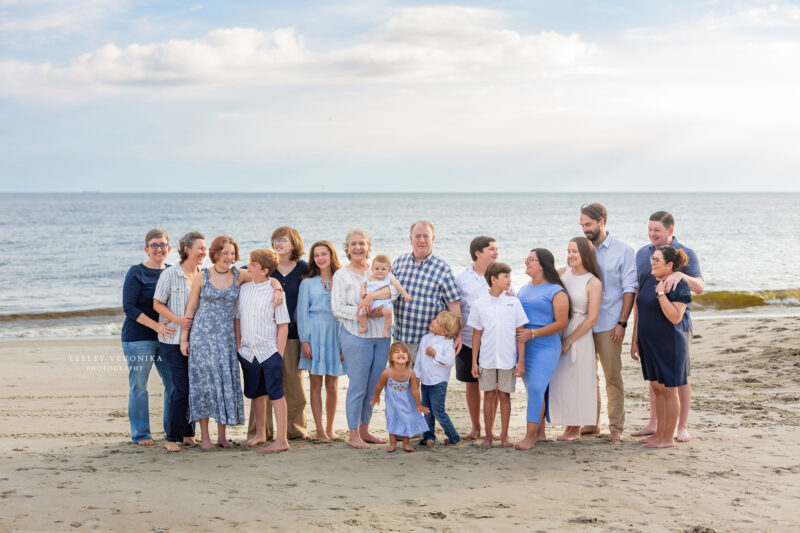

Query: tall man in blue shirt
[632,211,704,442]
[392,220,462,363]
[580,203,638,442]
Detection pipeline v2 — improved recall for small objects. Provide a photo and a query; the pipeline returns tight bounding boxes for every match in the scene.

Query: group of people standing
[120,203,702,453]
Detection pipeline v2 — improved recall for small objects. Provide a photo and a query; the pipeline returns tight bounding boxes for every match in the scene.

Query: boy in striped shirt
[235,249,291,453]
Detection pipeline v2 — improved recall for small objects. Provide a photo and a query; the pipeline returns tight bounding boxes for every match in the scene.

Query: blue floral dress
[384,371,429,437]
[188,268,245,425]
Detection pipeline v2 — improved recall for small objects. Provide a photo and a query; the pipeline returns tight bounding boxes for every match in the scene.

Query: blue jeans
[420,381,461,444]
[340,328,389,430]
[122,340,173,443]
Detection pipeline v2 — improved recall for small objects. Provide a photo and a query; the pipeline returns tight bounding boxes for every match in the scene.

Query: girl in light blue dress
[297,240,346,442]
[370,342,430,452]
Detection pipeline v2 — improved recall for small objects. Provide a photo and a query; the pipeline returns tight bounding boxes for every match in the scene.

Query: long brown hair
[570,236,602,281]
[303,240,342,279]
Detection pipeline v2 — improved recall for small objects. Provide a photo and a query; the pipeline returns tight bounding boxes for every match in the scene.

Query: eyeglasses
[148,243,169,250]
[272,237,288,245]
[649,255,662,264]
[525,257,539,263]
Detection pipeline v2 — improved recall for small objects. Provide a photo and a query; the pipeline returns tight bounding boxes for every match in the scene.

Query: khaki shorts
[478,366,516,393]
[684,330,692,377]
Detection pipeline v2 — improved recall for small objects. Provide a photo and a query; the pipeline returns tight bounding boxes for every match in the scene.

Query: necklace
[213,265,229,274]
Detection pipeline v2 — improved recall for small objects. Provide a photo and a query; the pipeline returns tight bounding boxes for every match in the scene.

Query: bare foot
[244,436,267,447]
[402,443,416,452]
[500,437,514,448]
[360,432,386,444]
[182,437,198,446]
[217,438,233,448]
[327,430,339,440]
[200,441,215,451]
[514,437,536,450]
[480,436,493,448]
[492,431,501,440]
[557,432,580,442]
[536,434,548,443]
[638,435,656,445]
[385,443,396,453]
[676,428,692,442]
[261,441,290,453]
[580,426,599,435]
[465,427,480,440]
[443,438,457,446]
[164,442,181,452]
[645,438,675,448]
[347,436,370,449]
[136,439,155,446]
[291,434,313,441]
[316,431,333,443]
[607,430,623,443]
[631,424,657,437]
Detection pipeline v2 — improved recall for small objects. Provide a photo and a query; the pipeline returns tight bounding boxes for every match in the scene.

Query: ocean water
[0,192,798,338]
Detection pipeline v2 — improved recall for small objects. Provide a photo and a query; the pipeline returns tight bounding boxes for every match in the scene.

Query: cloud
[0,0,123,33]
[0,7,595,101]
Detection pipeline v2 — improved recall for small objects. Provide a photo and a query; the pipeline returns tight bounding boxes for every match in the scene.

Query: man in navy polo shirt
[633,210,704,442]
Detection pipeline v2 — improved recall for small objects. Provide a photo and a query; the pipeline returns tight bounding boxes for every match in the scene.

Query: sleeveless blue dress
[517,282,564,424]
[188,268,245,425]
[384,371,429,437]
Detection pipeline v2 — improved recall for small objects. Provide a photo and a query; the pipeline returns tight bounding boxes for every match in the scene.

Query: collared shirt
[456,265,515,348]
[593,233,638,333]
[235,281,290,364]
[331,267,398,338]
[467,292,529,370]
[635,236,703,332]
[413,333,456,385]
[153,262,192,344]
[392,252,461,344]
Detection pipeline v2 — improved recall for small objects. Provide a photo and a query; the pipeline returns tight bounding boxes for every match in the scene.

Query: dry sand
[1,315,799,532]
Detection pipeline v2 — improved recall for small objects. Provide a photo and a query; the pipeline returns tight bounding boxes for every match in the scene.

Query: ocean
[1,192,798,338]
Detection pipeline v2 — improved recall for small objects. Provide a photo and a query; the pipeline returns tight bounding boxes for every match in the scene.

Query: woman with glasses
[121,229,176,446]
[630,246,691,449]
[247,226,310,442]
[514,249,569,450]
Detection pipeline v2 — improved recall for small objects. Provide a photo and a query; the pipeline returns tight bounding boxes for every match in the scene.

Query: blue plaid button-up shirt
[392,252,461,344]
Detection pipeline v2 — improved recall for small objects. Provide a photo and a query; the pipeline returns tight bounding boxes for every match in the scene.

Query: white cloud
[0,0,123,33]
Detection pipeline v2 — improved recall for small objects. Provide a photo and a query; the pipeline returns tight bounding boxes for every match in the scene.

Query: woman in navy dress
[514,248,569,450]
[631,246,691,449]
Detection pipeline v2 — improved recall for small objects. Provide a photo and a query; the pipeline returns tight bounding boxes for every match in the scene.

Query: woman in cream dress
[549,237,602,441]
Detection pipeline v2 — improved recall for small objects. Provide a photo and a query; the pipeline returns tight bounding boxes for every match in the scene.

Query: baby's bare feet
[480,436,493,449]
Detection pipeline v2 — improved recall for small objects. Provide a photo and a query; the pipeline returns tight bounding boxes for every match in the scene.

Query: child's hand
[370,395,380,406]
[425,346,436,357]
[417,404,430,414]
[514,362,525,378]
[404,294,412,302]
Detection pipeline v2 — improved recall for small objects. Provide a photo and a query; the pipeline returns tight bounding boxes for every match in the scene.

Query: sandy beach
[1,314,799,532]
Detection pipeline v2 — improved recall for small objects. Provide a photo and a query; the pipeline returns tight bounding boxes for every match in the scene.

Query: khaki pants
[246,339,307,440]
[588,330,625,434]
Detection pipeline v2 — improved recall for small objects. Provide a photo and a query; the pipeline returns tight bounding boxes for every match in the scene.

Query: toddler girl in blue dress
[370,342,429,452]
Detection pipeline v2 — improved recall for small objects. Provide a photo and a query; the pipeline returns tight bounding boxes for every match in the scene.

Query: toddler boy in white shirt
[414,311,462,447]
[468,262,528,448]
[235,249,291,454]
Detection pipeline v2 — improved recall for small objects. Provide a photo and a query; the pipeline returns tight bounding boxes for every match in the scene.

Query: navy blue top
[122,263,169,342]
[273,260,308,339]
[636,236,702,333]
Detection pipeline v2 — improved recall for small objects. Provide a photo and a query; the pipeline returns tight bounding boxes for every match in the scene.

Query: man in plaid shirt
[392,220,462,363]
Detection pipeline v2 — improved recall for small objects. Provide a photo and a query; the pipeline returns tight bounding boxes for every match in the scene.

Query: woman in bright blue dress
[514,248,569,450]
[631,246,691,449]
[181,236,246,451]
[297,240,346,442]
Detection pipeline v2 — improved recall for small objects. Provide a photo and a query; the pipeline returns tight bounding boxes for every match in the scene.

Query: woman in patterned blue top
[630,246,692,449]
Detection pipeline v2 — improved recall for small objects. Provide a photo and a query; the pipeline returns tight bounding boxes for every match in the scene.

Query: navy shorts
[238,352,284,401]
[455,345,478,383]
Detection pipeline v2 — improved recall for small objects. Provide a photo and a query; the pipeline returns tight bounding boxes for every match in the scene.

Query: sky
[1,0,798,192]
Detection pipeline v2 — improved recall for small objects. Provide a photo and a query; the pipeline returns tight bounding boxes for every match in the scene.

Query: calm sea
[1,192,798,338]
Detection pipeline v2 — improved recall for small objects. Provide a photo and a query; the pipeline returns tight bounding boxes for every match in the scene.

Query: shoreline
[1,314,798,531]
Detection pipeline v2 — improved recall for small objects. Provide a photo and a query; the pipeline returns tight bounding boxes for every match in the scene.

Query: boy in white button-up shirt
[235,249,291,454]
[468,262,528,448]
[414,311,462,447]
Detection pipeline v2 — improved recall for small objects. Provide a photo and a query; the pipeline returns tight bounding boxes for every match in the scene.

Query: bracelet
[274,288,283,292]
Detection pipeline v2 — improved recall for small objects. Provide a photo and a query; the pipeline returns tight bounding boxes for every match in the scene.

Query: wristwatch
[617,321,627,328]
[657,291,665,297]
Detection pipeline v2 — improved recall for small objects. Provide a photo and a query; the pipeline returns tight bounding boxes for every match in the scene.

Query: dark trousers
[160,343,196,442]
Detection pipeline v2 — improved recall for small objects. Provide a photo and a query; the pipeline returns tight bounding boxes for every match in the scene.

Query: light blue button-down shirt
[593,233,638,333]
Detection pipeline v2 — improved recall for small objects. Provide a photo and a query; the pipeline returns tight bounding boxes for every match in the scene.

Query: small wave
[693,289,800,310]
[0,321,122,339]
[0,307,122,322]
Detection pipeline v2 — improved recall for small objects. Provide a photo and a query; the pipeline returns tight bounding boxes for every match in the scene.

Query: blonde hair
[436,311,462,340]
[371,254,391,267]
[388,342,412,368]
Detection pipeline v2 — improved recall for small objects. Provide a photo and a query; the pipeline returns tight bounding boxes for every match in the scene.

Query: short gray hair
[343,228,372,260]
[178,231,205,262]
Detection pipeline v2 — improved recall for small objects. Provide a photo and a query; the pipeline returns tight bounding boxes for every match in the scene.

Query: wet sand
[1,315,799,531]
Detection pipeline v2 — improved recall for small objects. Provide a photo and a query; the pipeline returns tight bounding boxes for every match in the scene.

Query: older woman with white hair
[331,228,396,449]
